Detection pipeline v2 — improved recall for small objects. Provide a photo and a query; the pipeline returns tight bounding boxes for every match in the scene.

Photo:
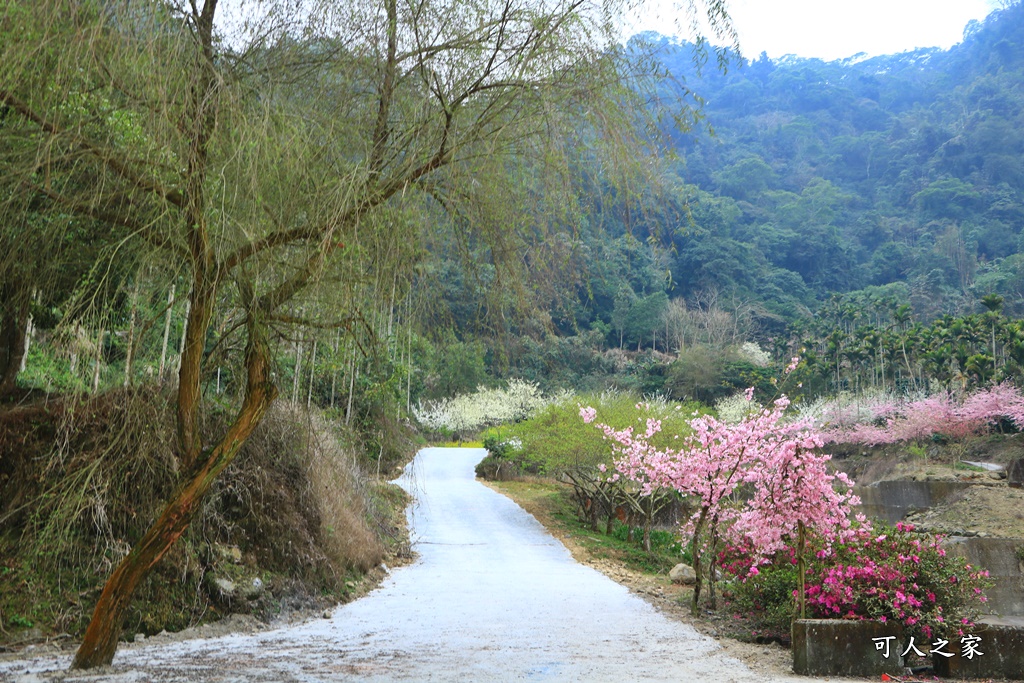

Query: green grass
[490,479,687,575]
[483,392,709,476]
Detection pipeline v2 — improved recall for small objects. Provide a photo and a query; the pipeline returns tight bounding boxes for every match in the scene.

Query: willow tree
[0,0,734,668]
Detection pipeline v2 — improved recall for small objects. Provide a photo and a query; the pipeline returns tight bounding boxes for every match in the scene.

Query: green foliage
[421,338,491,402]
[9,614,34,629]
[665,347,779,405]
[610,523,685,558]
[496,392,706,476]
[722,560,799,637]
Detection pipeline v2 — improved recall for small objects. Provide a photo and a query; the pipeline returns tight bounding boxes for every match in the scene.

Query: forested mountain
[656,1,1024,317]
[427,1,1024,397]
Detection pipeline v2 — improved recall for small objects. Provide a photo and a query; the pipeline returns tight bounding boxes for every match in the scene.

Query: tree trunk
[406,318,412,414]
[0,284,30,396]
[795,520,807,620]
[159,284,175,380]
[292,338,303,403]
[91,327,104,393]
[345,355,357,426]
[124,279,140,387]
[176,299,192,372]
[19,287,37,374]
[642,495,654,554]
[690,507,709,617]
[306,339,317,408]
[707,516,720,610]
[72,321,277,669]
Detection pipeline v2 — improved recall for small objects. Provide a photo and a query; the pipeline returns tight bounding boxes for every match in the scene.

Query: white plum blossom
[414,379,562,434]
[737,341,771,367]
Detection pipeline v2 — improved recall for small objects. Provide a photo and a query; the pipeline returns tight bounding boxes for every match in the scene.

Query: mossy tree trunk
[72,313,277,669]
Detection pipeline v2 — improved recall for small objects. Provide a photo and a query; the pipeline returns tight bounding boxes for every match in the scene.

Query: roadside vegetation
[0,387,414,647]
[468,367,998,650]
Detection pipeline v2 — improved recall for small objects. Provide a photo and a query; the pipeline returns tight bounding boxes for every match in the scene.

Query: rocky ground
[907,485,1024,538]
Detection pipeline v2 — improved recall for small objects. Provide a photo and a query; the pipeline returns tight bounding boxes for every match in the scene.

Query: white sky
[625,0,1004,61]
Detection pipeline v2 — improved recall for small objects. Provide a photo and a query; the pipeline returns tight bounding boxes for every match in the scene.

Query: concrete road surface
[1,447,813,682]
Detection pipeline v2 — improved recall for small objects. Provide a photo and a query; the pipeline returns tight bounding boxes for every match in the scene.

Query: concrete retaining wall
[852,480,972,524]
[932,621,1024,679]
[944,536,1024,616]
[791,619,905,677]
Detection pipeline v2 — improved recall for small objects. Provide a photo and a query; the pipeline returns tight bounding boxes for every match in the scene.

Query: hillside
[423,1,1024,395]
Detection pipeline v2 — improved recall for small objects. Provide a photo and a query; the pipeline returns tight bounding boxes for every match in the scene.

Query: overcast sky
[625,0,1004,61]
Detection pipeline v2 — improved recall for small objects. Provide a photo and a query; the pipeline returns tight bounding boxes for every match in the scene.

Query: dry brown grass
[279,403,383,573]
[1,386,396,641]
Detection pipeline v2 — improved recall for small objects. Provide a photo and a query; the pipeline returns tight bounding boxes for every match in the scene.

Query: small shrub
[720,547,798,636]
[611,524,685,556]
[502,391,707,475]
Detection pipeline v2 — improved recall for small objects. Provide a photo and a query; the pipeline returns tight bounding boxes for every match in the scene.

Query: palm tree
[980,294,1004,367]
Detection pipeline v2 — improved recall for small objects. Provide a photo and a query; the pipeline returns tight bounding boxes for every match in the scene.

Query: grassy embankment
[0,386,414,647]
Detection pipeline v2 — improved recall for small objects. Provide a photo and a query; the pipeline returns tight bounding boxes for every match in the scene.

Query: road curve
[1,447,808,682]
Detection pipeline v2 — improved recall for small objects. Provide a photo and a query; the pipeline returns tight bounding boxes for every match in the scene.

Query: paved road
[1,447,806,682]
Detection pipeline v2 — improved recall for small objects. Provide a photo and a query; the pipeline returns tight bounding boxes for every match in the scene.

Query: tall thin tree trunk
[19,287,37,374]
[330,331,340,409]
[292,338,303,403]
[176,299,191,372]
[387,275,396,339]
[20,315,31,374]
[795,520,807,619]
[346,353,356,426]
[406,342,412,415]
[159,284,175,380]
[92,327,104,392]
[124,279,140,387]
[307,339,317,408]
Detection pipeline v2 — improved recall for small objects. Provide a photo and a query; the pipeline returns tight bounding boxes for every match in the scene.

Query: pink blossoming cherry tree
[582,381,863,618]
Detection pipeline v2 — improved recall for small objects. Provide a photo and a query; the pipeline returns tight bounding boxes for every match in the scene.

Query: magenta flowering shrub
[720,523,992,639]
[805,522,992,640]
